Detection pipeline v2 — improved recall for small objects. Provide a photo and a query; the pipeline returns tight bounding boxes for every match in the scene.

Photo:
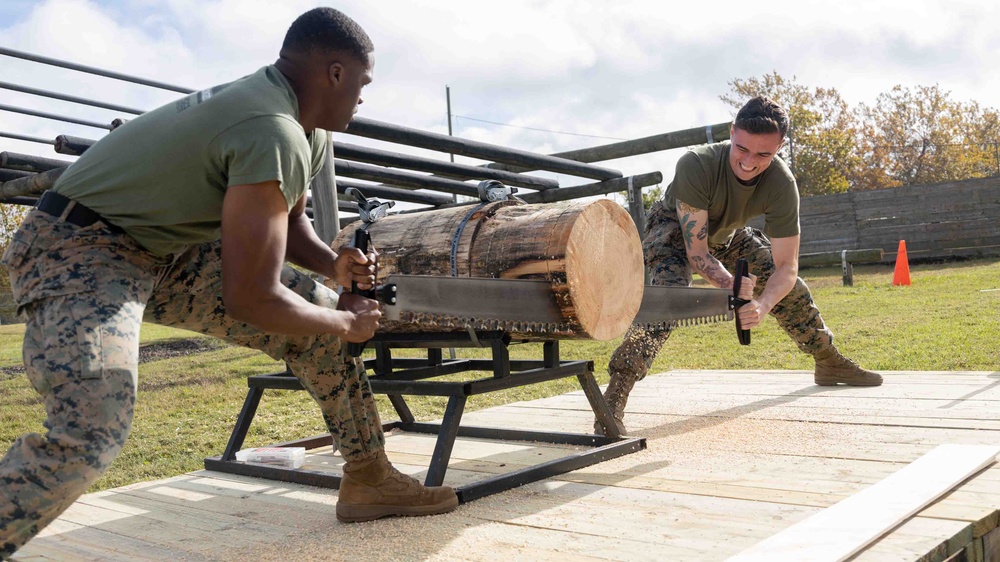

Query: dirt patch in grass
[0,338,227,380]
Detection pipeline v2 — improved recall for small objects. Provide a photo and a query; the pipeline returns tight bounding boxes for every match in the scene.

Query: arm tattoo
[677,201,699,250]
[681,215,697,249]
[677,201,728,287]
[691,255,732,288]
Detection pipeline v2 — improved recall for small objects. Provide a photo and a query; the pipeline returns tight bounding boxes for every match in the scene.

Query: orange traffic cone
[892,240,911,286]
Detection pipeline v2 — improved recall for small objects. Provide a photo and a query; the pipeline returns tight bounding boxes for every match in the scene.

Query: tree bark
[331,199,644,340]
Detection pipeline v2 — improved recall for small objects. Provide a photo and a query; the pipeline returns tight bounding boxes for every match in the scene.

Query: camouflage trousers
[0,209,384,557]
[608,204,835,383]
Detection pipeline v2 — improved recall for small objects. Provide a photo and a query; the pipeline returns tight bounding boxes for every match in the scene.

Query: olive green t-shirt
[53,65,329,256]
[661,141,799,248]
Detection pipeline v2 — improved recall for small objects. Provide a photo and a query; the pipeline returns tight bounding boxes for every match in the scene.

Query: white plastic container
[234,446,306,469]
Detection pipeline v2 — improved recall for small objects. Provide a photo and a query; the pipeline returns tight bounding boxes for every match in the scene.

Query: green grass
[1,257,998,492]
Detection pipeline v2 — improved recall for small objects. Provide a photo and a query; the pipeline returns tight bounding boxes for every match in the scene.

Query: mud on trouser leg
[0,295,141,557]
[600,323,672,435]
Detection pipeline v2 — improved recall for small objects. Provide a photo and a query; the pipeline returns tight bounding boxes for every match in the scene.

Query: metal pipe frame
[333,141,558,190]
[346,117,622,181]
[336,179,451,206]
[0,102,112,130]
[0,80,144,115]
[0,46,194,94]
[204,331,645,503]
[0,131,54,145]
[334,159,481,198]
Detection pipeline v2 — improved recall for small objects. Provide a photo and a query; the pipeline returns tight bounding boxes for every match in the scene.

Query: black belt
[37,191,124,233]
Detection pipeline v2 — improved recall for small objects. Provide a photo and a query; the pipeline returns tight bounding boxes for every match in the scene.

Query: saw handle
[732,258,752,346]
[346,228,375,357]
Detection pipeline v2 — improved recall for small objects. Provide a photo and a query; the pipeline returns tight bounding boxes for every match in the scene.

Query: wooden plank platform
[11,370,1000,562]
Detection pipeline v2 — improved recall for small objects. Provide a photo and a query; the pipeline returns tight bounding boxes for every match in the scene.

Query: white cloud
[3,0,1000,193]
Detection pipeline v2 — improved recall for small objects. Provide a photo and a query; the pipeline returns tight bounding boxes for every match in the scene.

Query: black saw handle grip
[346,228,374,357]
[732,258,752,346]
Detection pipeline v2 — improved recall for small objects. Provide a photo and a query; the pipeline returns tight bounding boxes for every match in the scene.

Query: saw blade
[632,285,734,331]
[381,274,572,332]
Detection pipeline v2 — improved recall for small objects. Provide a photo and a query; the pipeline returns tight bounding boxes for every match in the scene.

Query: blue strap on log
[449,203,487,277]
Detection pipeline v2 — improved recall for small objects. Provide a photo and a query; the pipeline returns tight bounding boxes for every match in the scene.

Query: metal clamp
[345,187,395,225]
[477,180,517,203]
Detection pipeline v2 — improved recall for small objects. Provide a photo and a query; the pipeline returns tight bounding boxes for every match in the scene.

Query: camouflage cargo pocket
[25,294,142,390]
[1,227,38,309]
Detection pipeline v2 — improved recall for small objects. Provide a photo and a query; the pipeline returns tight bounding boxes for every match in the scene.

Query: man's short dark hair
[734,96,789,138]
[282,8,373,61]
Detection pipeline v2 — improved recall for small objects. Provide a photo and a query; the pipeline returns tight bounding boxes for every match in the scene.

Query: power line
[453,114,627,141]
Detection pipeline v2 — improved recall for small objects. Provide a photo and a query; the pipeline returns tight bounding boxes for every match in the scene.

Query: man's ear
[328,61,344,86]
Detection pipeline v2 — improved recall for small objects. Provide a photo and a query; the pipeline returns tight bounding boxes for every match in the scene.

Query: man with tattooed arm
[596,96,881,435]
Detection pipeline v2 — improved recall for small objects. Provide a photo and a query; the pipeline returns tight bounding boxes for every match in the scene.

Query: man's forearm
[285,214,338,278]
[227,284,350,337]
[688,252,735,289]
[757,264,797,312]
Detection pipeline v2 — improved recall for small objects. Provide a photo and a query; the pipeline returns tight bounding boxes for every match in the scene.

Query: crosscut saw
[378,256,752,343]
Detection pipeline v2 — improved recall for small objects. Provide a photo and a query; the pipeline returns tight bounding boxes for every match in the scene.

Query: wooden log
[331,199,644,340]
[0,168,31,182]
[1,151,72,172]
[55,135,96,156]
[490,122,733,173]
[0,167,66,199]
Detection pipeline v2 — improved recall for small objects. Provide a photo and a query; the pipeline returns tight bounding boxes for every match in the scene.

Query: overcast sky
[2,0,998,196]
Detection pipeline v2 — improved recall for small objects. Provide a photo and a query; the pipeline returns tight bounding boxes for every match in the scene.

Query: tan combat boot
[593,371,635,435]
[336,450,458,523]
[814,349,883,386]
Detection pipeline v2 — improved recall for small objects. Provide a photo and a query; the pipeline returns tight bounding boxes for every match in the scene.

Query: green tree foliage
[0,204,27,295]
[642,184,663,211]
[851,85,1000,190]
[722,74,1000,193]
[722,72,858,196]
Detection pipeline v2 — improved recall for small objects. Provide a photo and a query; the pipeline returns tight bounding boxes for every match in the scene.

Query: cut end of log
[564,199,643,340]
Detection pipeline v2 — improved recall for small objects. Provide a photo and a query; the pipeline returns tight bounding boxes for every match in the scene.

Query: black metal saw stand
[205,331,646,503]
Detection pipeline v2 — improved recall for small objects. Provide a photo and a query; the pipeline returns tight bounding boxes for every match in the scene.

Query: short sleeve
[212,116,311,209]
[763,179,801,238]
[671,150,712,210]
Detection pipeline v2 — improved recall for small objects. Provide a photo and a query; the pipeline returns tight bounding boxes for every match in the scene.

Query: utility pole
[446,85,455,164]
[445,85,457,361]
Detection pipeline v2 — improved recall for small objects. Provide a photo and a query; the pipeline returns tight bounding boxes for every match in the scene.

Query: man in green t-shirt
[0,8,456,557]
[596,96,882,435]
